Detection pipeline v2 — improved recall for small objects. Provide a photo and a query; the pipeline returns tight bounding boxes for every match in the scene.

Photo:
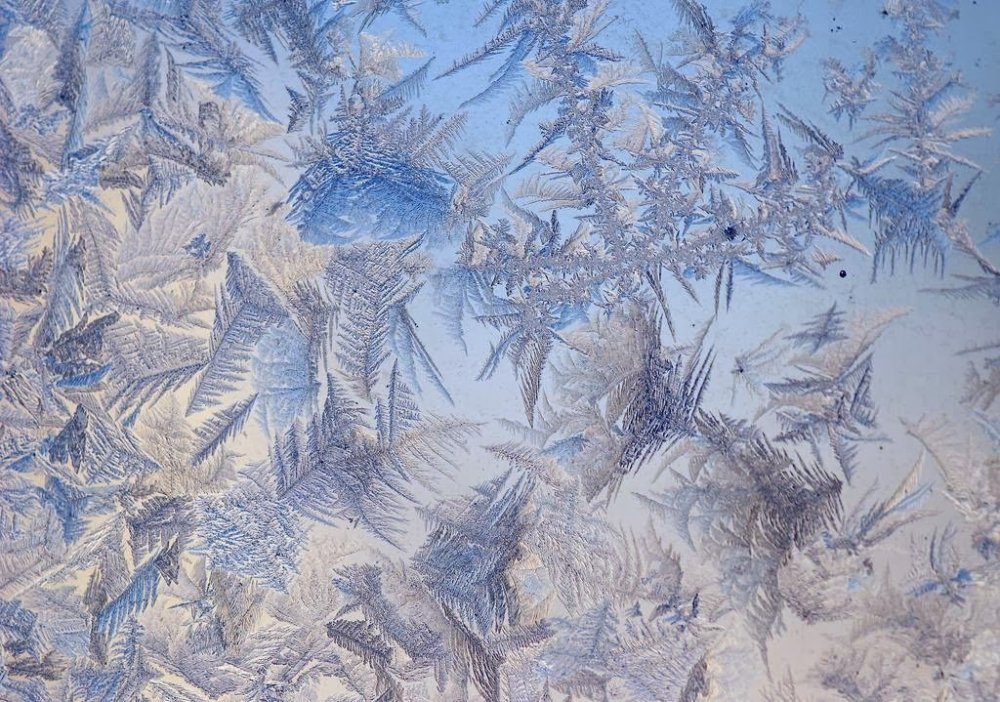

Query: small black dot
[839,270,847,278]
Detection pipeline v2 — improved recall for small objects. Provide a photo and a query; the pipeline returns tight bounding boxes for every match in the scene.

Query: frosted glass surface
[0,1,997,699]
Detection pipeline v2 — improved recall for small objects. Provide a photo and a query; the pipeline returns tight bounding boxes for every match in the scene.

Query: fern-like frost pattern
[0,0,997,700]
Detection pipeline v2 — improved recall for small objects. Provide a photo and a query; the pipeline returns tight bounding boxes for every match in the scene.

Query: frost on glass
[0,0,997,700]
